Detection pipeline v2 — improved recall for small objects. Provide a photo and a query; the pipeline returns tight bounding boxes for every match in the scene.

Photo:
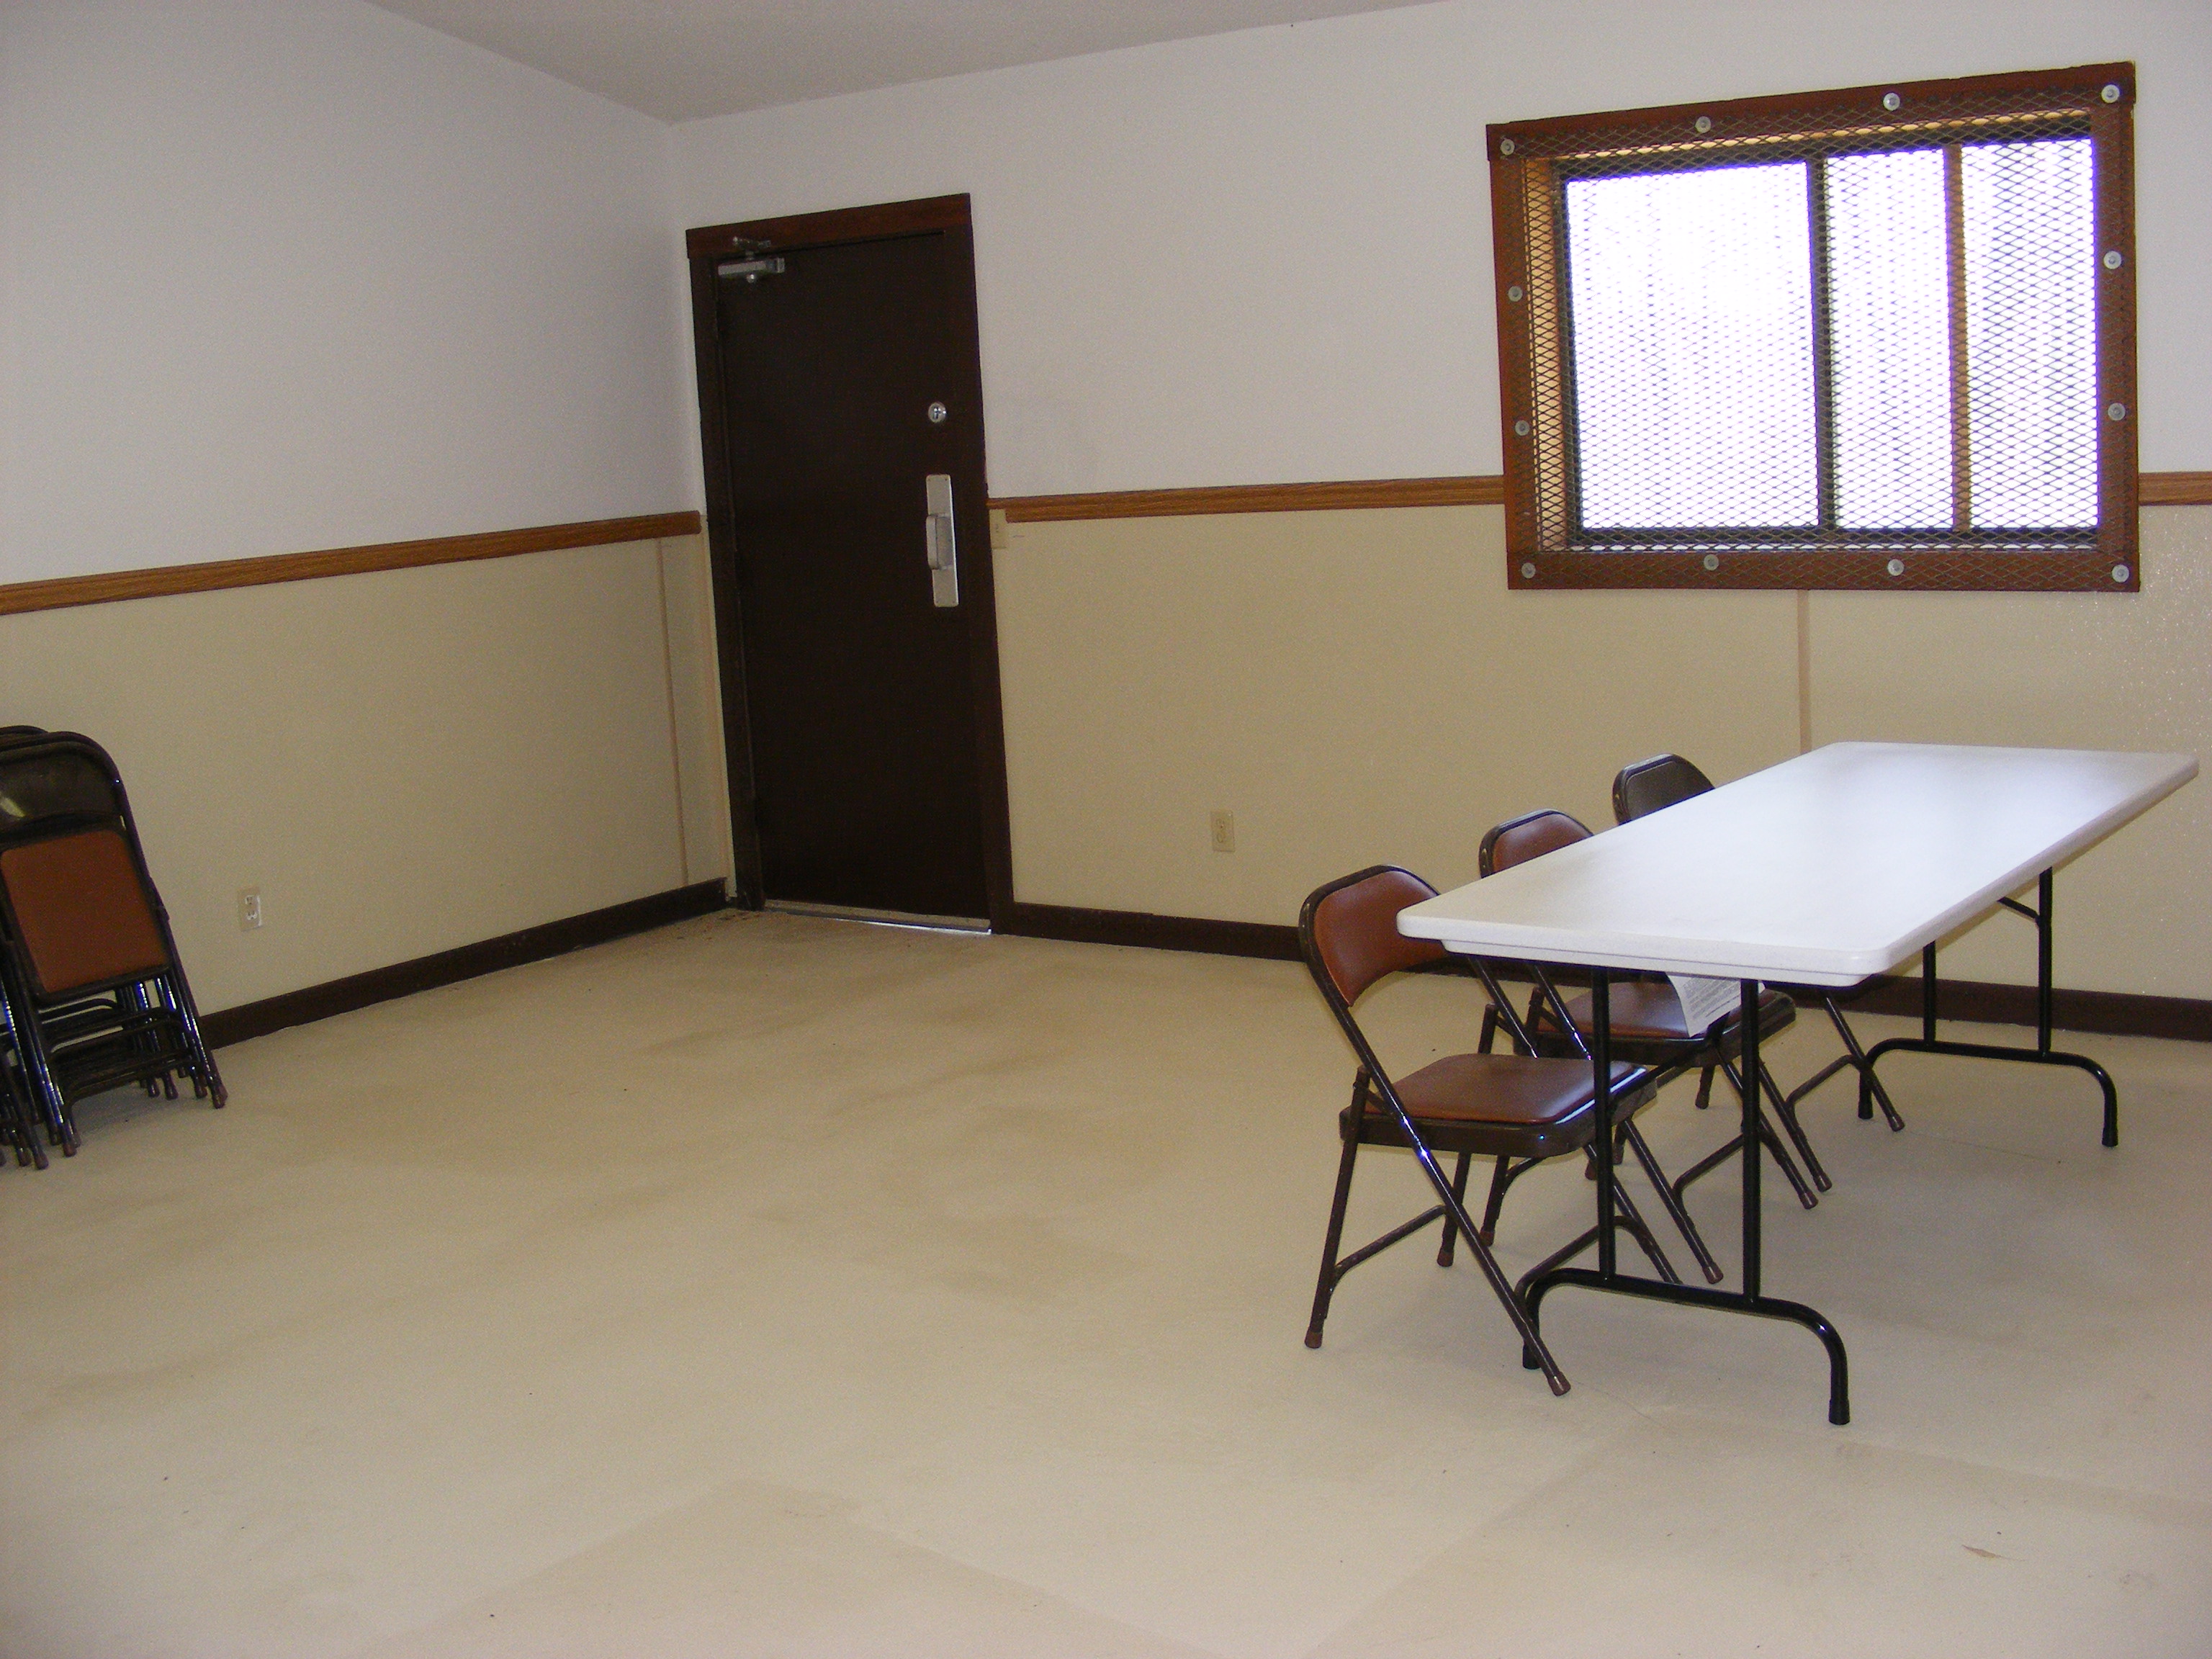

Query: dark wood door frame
[685,193,1015,925]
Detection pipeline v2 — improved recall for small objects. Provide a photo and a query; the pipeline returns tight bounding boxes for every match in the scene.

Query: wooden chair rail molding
[997,471,2212,522]
[2140,471,2212,508]
[5,474,2203,613]
[994,475,1503,521]
[0,513,703,618]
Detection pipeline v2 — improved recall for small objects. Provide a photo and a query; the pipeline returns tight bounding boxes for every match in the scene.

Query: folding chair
[1299,865,1687,1394]
[1477,809,1819,1227]
[1614,753,1905,1156]
[0,734,225,1153]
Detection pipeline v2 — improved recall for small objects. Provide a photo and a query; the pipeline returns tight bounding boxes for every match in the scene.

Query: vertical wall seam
[654,538,693,888]
[1797,589,1813,753]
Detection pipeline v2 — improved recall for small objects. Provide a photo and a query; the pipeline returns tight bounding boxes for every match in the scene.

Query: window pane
[1565,164,1817,530]
[1964,138,2097,529]
[1826,150,1952,529]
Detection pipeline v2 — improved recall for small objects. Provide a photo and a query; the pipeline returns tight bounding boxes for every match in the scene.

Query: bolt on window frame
[1490,62,2139,593]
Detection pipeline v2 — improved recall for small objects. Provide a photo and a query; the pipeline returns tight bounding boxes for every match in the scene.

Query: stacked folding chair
[0,730,225,1164]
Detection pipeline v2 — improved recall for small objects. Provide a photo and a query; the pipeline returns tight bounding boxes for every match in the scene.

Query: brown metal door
[690,198,1008,924]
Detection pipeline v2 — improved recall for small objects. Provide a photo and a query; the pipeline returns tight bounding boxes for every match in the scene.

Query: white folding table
[1398,742,2197,1423]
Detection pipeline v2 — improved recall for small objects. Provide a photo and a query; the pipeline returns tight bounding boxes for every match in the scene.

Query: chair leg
[1590,1145,1681,1284]
[1758,1063,1832,1192]
[1478,1005,1498,1056]
[1622,1121,1722,1283]
[1716,1058,1817,1208]
[1755,1110,1819,1209]
[11,1018,77,1156]
[1436,1151,1474,1266]
[1829,997,1905,1130]
[1305,1106,1364,1349]
[1477,1155,1519,1246]
[1512,1153,1686,1344]
[1695,1064,1716,1110]
[1436,1189,1572,1393]
[0,1068,43,1170]
[1673,1061,1819,1212]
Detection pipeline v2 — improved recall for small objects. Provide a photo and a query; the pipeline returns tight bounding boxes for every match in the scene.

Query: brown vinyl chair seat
[1351,1053,1650,1159]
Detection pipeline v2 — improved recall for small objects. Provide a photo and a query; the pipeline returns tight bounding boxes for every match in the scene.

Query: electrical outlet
[238,887,263,930]
[1210,810,1236,853]
[989,506,1010,549]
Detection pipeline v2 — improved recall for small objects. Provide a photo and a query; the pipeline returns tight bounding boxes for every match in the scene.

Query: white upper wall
[677,0,2212,498]
[0,0,693,583]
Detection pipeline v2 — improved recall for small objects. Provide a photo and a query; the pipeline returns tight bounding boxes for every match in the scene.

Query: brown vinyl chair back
[1479,809,1591,876]
[1299,866,1448,1010]
[1612,753,1714,824]
[0,830,173,999]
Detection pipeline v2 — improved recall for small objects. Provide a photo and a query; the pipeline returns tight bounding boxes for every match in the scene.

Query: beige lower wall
[992,503,2210,1000]
[993,505,1801,920]
[6,505,2196,1020]
[1808,508,2212,998]
[0,536,732,1014]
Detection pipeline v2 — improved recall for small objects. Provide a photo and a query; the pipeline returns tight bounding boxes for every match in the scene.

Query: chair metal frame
[1300,865,1694,1395]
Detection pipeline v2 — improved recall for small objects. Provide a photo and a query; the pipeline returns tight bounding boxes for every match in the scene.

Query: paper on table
[1668,974,1743,1038]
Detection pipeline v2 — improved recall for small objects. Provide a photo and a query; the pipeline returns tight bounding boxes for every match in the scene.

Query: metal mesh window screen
[1491,63,2136,591]
[1565,165,1817,529]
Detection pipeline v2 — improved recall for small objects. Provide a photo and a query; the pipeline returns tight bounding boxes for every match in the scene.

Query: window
[1491,63,2137,591]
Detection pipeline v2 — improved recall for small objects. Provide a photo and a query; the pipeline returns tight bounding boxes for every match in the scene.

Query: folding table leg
[1863,873,2121,1148]
[1521,977,1853,1426]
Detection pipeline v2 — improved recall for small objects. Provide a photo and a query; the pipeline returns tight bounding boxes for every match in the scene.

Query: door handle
[924,474,959,607]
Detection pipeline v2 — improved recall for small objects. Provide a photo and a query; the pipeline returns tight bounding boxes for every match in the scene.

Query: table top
[1397,742,2198,986]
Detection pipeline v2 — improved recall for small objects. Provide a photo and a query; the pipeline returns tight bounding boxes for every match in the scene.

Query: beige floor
[3,909,2208,1658]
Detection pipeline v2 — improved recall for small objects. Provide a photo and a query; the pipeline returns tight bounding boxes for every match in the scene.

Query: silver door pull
[925,474,959,607]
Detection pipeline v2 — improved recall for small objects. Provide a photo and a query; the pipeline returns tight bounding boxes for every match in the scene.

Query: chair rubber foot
[1521,1344,1541,1371]
[1303,1329,1323,1349]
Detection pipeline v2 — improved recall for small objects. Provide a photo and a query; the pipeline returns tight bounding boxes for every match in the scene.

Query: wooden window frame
[1491,63,2139,593]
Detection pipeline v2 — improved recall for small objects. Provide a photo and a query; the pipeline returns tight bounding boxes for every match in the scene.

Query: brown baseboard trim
[997,901,1300,961]
[201,878,730,1048]
[993,470,2206,525]
[996,902,2211,1041]
[0,512,704,619]
[1483,965,2211,1043]
[1843,973,2212,1043]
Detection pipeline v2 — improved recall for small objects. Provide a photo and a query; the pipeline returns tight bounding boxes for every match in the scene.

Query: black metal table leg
[1863,870,2120,1148]
[1594,971,1616,1279]
[1522,975,1851,1425]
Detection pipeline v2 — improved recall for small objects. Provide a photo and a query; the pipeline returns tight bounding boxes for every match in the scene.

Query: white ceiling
[369,1,1443,123]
